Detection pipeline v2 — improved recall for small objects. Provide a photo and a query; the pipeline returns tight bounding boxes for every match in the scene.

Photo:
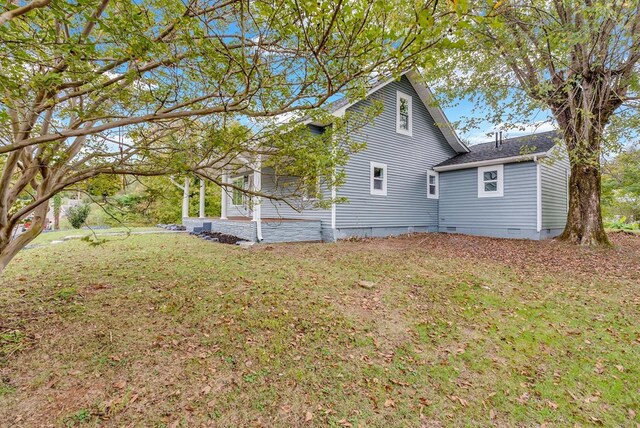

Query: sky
[442,97,557,146]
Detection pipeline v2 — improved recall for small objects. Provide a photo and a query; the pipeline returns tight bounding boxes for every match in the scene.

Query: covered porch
[179,164,322,243]
[183,216,322,243]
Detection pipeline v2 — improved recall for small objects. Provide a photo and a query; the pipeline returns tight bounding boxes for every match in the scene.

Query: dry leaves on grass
[310,233,640,282]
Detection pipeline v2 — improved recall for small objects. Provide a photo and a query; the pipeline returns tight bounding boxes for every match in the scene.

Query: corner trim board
[536,160,542,232]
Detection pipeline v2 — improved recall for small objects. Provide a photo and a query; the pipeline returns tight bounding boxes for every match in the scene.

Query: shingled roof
[434,131,560,170]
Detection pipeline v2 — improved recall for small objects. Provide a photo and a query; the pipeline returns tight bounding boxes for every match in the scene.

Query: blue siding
[541,150,569,230]
[438,162,538,237]
[335,75,458,229]
[259,125,333,238]
[260,166,332,231]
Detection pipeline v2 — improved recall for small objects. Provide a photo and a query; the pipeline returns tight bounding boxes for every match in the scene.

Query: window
[396,91,412,136]
[478,165,504,197]
[232,176,247,205]
[370,162,387,196]
[427,170,439,199]
[302,178,321,201]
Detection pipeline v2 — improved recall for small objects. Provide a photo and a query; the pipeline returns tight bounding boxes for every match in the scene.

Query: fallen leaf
[594,362,605,374]
[384,399,395,408]
[305,411,313,422]
[113,380,127,389]
[418,397,433,406]
[547,400,558,410]
[615,364,625,373]
[280,405,292,413]
[516,392,529,404]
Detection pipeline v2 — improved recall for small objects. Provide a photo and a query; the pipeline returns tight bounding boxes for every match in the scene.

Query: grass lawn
[0,232,638,427]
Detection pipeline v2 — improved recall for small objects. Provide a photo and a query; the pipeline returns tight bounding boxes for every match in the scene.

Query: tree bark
[557,154,610,246]
[0,201,48,271]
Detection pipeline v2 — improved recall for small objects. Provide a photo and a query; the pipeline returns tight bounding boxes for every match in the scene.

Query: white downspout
[220,172,228,220]
[330,130,337,240]
[182,177,190,219]
[199,179,206,218]
[535,156,542,233]
[252,157,263,242]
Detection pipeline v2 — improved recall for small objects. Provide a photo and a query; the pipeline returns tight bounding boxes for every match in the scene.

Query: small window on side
[370,162,387,196]
[478,165,504,197]
[396,91,412,136]
[427,170,439,199]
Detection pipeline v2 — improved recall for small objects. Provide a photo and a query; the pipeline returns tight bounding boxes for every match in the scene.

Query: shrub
[605,216,640,231]
[66,203,91,229]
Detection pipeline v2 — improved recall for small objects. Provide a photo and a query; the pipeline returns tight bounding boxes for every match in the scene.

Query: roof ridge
[468,130,559,149]
[435,130,560,170]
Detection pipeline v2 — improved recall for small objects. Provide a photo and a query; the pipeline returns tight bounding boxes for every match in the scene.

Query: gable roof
[433,131,561,171]
[308,69,469,154]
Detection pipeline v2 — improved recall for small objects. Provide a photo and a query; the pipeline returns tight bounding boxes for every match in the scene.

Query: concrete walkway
[24,229,186,250]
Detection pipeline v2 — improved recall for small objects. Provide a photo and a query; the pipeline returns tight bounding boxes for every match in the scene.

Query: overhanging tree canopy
[419,0,640,245]
[0,0,449,270]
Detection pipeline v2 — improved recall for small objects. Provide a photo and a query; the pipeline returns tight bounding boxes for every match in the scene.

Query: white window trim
[427,170,439,199]
[302,178,322,202]
[370,161,387,196]
[396,91,412,136]
[477,164,504,198]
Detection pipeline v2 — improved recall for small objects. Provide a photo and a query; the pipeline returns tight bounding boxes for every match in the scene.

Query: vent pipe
[499,131,503,146]
[495,133,499,148]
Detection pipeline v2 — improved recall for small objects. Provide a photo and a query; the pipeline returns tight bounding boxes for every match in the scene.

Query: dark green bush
[66,203,91,229]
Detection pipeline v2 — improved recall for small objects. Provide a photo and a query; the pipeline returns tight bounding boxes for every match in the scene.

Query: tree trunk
[0,202,48,272]
[558,162,610,246]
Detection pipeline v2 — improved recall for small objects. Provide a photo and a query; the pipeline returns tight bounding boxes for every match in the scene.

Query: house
[183,69,569,243]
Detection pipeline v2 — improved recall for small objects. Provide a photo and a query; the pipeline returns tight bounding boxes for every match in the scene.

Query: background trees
[602,145,640,225]
[0,0,447,270]
[422,0,640,245]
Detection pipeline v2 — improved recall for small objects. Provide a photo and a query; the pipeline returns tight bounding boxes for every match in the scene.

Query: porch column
[199,179,206,218]
[252,157,262,241]
[220,172,228,220]
[182,177,190,218]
